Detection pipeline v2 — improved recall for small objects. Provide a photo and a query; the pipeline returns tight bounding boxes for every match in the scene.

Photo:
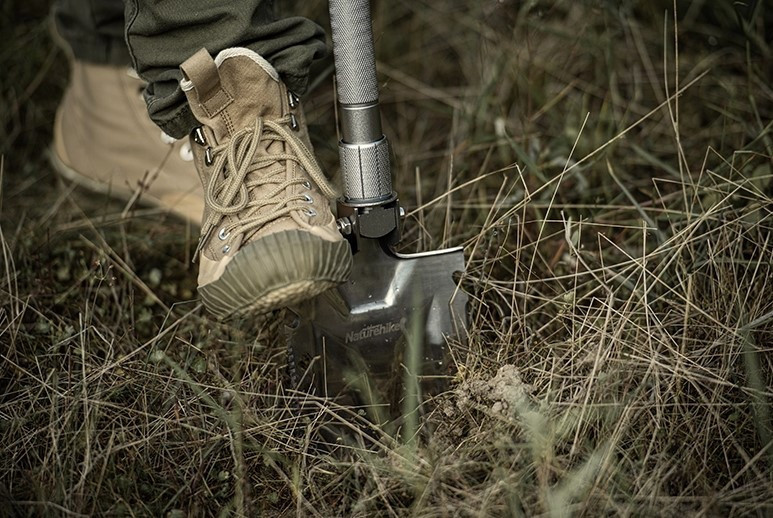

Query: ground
[1,1,771,516]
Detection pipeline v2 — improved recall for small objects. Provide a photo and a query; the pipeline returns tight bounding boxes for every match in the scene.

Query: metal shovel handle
[329,0,392,203]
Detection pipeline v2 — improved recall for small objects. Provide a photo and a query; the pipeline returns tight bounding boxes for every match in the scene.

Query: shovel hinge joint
[336,195,403,253]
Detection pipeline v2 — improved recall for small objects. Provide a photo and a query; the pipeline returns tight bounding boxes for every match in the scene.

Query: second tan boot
[51,60,204,224]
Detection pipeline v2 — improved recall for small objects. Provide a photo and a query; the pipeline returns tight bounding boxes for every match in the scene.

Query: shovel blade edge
[287,237,468,420]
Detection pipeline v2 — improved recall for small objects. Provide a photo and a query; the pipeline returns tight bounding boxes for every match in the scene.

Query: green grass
[1,0,772,516]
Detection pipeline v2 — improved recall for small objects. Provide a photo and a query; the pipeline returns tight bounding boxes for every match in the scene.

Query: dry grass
[1,0,772,516]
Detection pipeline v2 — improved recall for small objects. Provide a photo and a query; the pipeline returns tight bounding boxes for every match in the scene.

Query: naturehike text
[345,322,401,343]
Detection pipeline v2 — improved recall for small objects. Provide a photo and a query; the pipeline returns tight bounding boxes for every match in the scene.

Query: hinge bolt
[336,217,353,235]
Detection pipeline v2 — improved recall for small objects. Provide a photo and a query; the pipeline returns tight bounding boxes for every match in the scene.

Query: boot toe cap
[199,230,352,318]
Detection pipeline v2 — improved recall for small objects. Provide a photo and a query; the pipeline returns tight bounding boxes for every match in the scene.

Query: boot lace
[195,116,337,260]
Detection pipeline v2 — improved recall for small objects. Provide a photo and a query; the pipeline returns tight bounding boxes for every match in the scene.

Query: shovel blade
[287,237,467,420]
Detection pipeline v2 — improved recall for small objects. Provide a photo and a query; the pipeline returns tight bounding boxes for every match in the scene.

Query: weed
[1,0,771,516]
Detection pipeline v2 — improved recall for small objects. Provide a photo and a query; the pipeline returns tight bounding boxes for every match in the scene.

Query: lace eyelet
[303,208,317,217]
[192,126,207,146]
[222,245,231,254]
[302,180,311,189]
[289,113,299,131]
[205,147,214,166]
[303,193,314,204]
[218,228,230,241]
[288,91,300,108]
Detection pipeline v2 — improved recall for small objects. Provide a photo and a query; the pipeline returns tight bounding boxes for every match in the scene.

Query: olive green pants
[53,1,327,138]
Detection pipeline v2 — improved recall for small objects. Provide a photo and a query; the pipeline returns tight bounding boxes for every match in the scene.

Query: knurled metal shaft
[329,0,393,203]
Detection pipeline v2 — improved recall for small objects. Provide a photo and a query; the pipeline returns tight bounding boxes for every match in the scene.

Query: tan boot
[180,48,352,318]
[50,60,204,224]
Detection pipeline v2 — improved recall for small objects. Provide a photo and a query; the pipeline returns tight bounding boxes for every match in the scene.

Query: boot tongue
[180,48,284,143]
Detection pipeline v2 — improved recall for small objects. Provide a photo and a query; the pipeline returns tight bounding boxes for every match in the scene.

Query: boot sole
[199,229,352,319]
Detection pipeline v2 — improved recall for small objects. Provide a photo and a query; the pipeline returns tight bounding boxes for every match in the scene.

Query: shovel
[287,0,468,425]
